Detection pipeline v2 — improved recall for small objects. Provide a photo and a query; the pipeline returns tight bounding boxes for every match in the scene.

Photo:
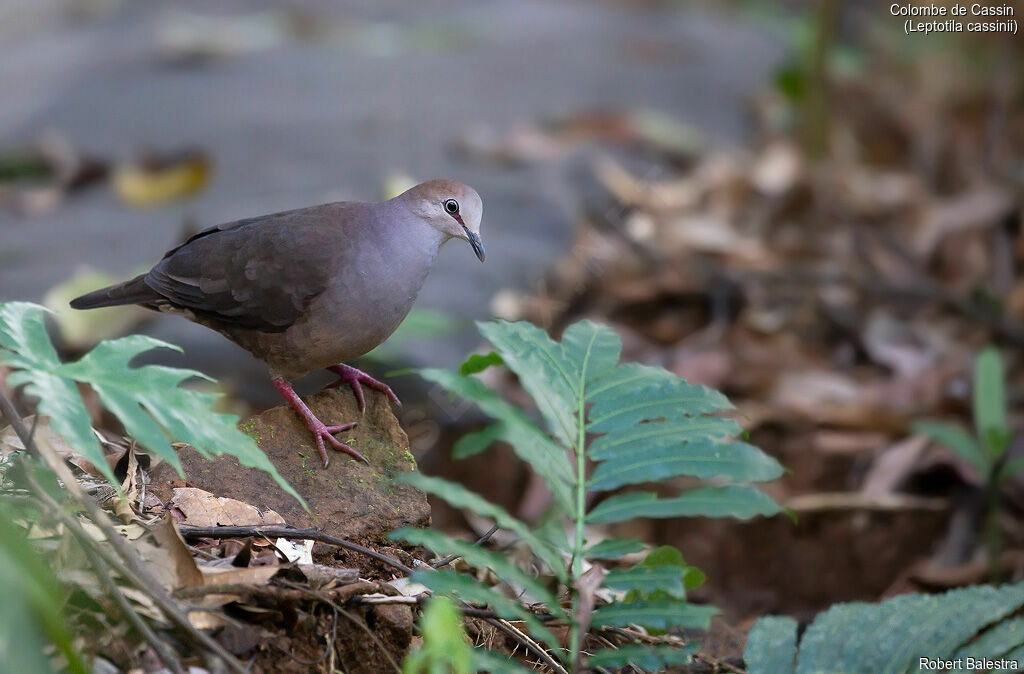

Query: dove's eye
[444,199,459,214]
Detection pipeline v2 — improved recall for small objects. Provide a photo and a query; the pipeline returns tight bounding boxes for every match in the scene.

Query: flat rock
[150,388,430,545]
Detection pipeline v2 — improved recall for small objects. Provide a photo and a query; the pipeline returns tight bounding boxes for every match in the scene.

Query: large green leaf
[590,600,717,631]
[412,569,560,652]
[587,487,781,523]
[419,368,574,513]
[588,439,784,491]
[974,346,1009,456]
[59,336,304,507]
[588,416,741,461]
[0,303,111,486]
[913,420,988,476]
[586,644,697,672]
[389,527,565,617]
[396,473,566,580]
[0,303,304,507]
[744,583,1024,673]
[477,320,579,446]
[587,363,731,434]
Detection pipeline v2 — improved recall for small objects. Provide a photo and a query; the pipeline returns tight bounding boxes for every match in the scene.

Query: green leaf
[743,583,1024,673]
[587,487,781,524]
[396,473,566,581]
[913,420,988,476]
[477,320,579,446]
[588,416,741,461]
[591,600,717,631]
[587,363,731,434]
[602,566,685,596]
[586,644,697,671]
[459,351,503,376]
[404,596,474,674]
[59,336,305,507]
[412,570,560,652]
[639,545,685,568]
[584,537,647,560]
[0,303,113,487]
[559,320,622,385]
[744,616,797,674]
[0,303,305,508]
[953,617,1024,662]
[0,302,63,372]
[419,368,574,513]
[618,546,704,601]
[588,439,784,491]
[451,422,506,459]
[389,528,565,617]
[974,346,1009,457]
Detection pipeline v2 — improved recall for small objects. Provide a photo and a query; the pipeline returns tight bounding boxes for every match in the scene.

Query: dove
[71,179,484,467]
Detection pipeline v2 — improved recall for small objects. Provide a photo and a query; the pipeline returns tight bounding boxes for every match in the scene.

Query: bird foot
[323,363,401,413]
[272,378,366,468]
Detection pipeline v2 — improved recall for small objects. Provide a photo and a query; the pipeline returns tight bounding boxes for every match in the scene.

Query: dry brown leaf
[170,487,285,527]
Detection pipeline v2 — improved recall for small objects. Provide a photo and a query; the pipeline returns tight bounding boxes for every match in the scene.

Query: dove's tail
[70,274,162,310]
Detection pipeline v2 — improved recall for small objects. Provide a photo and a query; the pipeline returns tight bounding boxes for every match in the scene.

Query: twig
[431,523,500,568]
[177,525,415,576]
[485,617,568,674]
[0,390,248,674]
[0,392,38,458]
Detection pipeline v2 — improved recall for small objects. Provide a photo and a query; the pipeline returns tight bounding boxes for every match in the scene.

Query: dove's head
[399,179,485,262]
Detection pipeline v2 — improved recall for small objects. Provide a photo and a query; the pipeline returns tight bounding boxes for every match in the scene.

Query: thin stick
[177,525,415,576]
[485,617,568,674]
[0,393,38,457]
[431,523,501,568]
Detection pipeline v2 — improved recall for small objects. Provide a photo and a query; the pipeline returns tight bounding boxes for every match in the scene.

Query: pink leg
[272,378,365,468]
[322,363,401,413]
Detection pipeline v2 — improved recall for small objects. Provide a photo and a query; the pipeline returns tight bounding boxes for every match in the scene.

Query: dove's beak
[464,227,486,262]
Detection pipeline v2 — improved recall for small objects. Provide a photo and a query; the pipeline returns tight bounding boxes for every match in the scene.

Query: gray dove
[71,179,485,467]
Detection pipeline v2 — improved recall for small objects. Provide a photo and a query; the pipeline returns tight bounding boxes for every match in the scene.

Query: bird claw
[310,420,364,468]
[273,377,366,469]
[324,363,401,413]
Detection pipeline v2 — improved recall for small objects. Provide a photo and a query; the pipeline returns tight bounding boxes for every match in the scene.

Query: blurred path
[0,0,782,403]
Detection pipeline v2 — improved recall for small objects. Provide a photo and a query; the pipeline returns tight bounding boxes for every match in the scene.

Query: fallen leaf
[170,487,285,527]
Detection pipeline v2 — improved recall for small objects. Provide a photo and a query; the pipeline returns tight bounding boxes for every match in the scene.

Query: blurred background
[2,0,1022,633]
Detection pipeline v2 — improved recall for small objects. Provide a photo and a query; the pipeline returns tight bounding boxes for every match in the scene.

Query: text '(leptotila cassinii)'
[71,179,485,467]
